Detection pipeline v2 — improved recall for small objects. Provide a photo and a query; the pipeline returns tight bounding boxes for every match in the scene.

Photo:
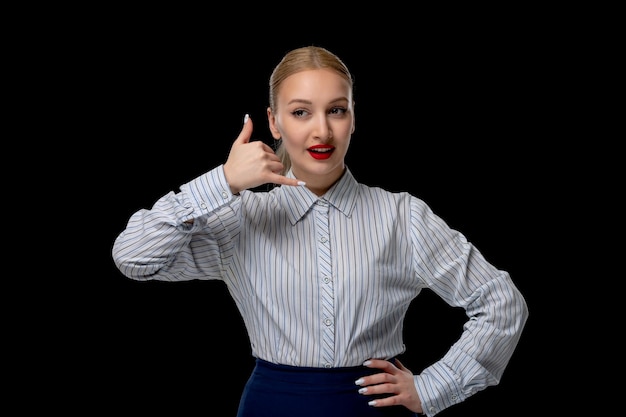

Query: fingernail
[368,400,377,406]
[363,360,372,366]
[358,387,367,394]
[244,114,249,124]
[354,378,364,385]
[297,181,306,186]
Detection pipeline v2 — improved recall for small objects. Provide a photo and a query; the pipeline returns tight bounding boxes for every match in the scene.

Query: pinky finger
[269,173,306,187]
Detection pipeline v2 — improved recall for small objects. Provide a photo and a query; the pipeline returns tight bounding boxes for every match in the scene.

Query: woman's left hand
[355,358,423,414]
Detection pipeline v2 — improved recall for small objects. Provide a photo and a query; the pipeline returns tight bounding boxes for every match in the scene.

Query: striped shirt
[112,166,528,414]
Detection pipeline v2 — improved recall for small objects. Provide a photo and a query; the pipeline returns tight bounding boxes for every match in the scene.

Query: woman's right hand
[223,115,304,194]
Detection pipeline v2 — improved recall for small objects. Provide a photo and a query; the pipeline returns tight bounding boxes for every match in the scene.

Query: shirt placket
[313,199,335,368]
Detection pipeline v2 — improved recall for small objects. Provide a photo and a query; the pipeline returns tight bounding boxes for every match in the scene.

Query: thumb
[233,113,254,145]
[394,358,409,372]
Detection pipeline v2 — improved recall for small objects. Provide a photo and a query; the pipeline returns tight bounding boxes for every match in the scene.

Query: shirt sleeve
[408,196,529,416]
[112,165,238,282]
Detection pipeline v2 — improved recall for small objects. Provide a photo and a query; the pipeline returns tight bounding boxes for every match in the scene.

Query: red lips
[307,145,334,160]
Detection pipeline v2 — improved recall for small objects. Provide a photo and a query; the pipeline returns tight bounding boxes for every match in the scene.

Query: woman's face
[268,68,355,190]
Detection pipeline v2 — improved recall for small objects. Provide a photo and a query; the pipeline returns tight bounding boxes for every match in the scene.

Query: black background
[44,9,590,416]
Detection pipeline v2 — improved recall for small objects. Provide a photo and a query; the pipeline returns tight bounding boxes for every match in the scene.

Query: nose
[312,114,332,142]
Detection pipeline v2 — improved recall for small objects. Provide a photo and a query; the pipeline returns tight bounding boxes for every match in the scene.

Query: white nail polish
[363,360,372,366]
[244,114,249,124]
[297,181,306,186]
[368,400,377,406]
[354,378,364,385]
[358,387,367,394]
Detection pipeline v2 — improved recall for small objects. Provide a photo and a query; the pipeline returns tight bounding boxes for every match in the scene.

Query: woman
[112,46,528,416]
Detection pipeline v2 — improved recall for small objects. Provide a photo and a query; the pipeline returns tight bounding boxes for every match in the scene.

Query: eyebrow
[287,97,349,106]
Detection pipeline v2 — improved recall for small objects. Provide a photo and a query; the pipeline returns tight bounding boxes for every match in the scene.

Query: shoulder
[356,182,437,219]
[356,182,420,204]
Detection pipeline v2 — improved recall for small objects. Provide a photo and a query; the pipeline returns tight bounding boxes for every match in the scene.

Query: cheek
[342,122,354,136]
[280,121,308,146]
[334,120,354,139]
[282,134,306,155]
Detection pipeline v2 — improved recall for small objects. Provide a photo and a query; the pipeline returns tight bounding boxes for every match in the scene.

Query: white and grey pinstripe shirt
[112,166,528,414]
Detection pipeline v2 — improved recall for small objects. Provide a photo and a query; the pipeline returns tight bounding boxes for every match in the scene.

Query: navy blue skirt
[236,358,418,417]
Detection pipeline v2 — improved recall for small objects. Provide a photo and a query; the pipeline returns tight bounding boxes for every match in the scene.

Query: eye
[292,109,309,118]
[329,107,347,116]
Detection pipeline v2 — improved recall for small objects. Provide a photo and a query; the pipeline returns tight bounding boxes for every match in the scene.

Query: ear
[267,107,282,140]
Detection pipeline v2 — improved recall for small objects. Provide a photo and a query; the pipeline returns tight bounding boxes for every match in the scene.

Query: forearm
[112,191,198,281]
[113,165,238,281]
[415,273,528,416]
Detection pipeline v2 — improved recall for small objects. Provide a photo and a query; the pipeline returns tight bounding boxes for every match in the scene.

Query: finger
[363,359,398,372]
[394,358,408,372]
[233,113,254,145]
[366,395,403,409]
[267,173,306,188]
[355,359,399,387]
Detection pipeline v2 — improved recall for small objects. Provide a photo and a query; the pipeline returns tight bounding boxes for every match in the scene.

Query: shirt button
[429,407,436,413]
[320,236,328,243]
[323,276,331,284]
[324,318,333,326]
[200,202,207,209]
[221,190,229,199]
[324,363,332,368]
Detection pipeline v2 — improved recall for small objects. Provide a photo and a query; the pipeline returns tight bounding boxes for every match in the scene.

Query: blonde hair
[269,46,354,175]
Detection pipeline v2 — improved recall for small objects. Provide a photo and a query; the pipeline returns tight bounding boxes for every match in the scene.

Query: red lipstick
[307,144,335,160]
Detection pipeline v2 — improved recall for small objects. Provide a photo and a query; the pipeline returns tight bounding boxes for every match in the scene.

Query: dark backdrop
[68,15,571,416]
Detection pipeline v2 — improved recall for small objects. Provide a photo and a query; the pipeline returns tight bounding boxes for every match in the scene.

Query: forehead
[278,68,352,102]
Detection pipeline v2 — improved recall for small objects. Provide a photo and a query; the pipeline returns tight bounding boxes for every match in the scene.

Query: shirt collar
[279,167,359,225]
